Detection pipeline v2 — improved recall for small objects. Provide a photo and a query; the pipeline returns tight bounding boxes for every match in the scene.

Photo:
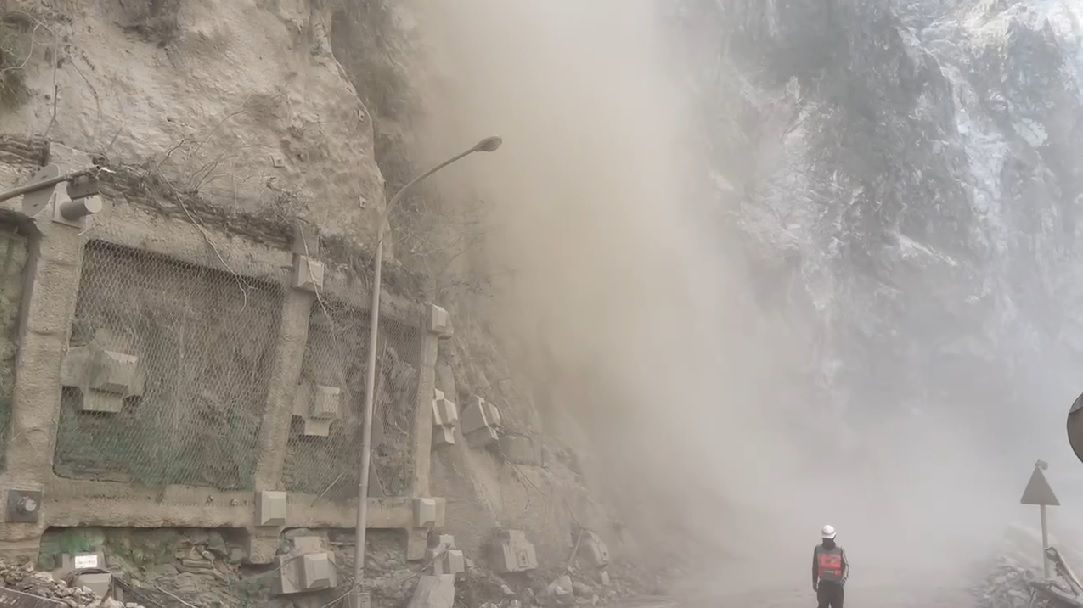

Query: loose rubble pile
[975,560,1036,608]
[0,559,144,608]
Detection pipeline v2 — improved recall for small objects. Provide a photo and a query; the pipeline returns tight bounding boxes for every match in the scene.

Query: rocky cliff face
[1,0,385,242]
[1,1,625,602]
[672,0,1083,463]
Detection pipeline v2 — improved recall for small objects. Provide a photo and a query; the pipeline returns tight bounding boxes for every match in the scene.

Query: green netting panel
[53,240,284,489]
[281,297,421,500]
[0,226,28,472]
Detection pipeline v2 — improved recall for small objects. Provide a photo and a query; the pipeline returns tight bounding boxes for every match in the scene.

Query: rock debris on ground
[0,559,144,608]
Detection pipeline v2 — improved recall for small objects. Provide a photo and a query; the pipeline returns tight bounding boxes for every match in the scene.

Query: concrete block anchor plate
[6,489,43,523]
[278,552,338,595]
[414,498,438,527]
[256,491,287,527]
[491,529,538,573]
[582,532,610,567]
[73,572,112,598]
[428,304,453,338]
[300,553,337,590]
[292,254,325,292]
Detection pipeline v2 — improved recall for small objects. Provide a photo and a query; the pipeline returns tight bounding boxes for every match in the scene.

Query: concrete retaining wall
[0,141,443,563]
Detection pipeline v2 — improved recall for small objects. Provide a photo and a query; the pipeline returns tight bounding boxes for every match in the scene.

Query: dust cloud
[408,0,1029,596]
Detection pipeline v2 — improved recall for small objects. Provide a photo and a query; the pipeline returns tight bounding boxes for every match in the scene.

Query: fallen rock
[546,575,574,606]
[0,559,146,608]
[408,574,456,608]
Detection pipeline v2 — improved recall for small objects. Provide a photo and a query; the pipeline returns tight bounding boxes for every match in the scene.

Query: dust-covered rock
[0,559,145,608]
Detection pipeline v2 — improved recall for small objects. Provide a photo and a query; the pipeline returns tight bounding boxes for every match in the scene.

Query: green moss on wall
[0,227,28,471]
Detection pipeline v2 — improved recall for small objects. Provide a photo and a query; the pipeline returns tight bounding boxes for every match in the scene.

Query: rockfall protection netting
[54,239,285,489]
[51,223,425,494]
[282,294,421,500]
[0,225,28,472]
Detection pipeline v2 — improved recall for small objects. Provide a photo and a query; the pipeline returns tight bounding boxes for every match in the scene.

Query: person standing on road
[813,525,848,608]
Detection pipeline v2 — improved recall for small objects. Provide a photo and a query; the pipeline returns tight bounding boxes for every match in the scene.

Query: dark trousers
[817,581,844,608]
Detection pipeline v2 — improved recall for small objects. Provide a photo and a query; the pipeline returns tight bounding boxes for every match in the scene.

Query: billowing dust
[403,0,1062,598]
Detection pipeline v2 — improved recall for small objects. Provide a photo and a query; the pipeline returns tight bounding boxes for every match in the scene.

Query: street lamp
[352,136,502,606]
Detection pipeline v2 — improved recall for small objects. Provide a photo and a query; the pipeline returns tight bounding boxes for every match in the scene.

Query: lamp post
[0,166,106,204]
[353,136,502,606]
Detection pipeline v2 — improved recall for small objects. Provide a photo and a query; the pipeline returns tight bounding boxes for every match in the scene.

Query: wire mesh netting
[281,295,421,500]
[53,239,285,489]
[0,225,28,472]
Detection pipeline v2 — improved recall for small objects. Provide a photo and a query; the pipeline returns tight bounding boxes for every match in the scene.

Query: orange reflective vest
[815,545,846,584]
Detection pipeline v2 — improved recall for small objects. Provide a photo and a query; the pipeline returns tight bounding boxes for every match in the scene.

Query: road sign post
[1021,459,1060,578]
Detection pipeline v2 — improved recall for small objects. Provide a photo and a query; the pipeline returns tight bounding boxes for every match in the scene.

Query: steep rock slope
[674,0,1083,460]
[1,0,384,240]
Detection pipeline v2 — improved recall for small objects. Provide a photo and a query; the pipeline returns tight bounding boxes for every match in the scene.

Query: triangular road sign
[1021,466,1060,506]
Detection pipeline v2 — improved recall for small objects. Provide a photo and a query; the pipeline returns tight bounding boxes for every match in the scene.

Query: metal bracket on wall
[5,488,43,523]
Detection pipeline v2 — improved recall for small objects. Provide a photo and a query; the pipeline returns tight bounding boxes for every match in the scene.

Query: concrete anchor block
[292,254,325,292]
[300,418,333,437]
[461,396,501,448]
[432,390,458,427]
[414,498,438,527]
[277,554,302,595]
[581,532,610,568]
[61,344,145,413]
[256,491,287,527]
[446,550,465,576]
[309,385,342,420]
[73,572,112,598]
[300,553,337,590]
[292,382,342,437]
[277,550,338,595]
[430,549,464,576]
[88,350,139,394]
[408,575,456,608]
[428,304,453,338]
[81,392,124,413]
[490,529,538,573]
[433,426,456,447]
[432,389,458,447]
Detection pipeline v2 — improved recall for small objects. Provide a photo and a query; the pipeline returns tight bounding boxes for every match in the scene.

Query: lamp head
[473,136,503,152]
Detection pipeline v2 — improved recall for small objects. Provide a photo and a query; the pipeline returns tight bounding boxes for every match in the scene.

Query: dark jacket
[812,543,849,586]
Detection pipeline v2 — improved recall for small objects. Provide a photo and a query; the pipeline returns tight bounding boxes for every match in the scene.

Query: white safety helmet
[821,525,837,540]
